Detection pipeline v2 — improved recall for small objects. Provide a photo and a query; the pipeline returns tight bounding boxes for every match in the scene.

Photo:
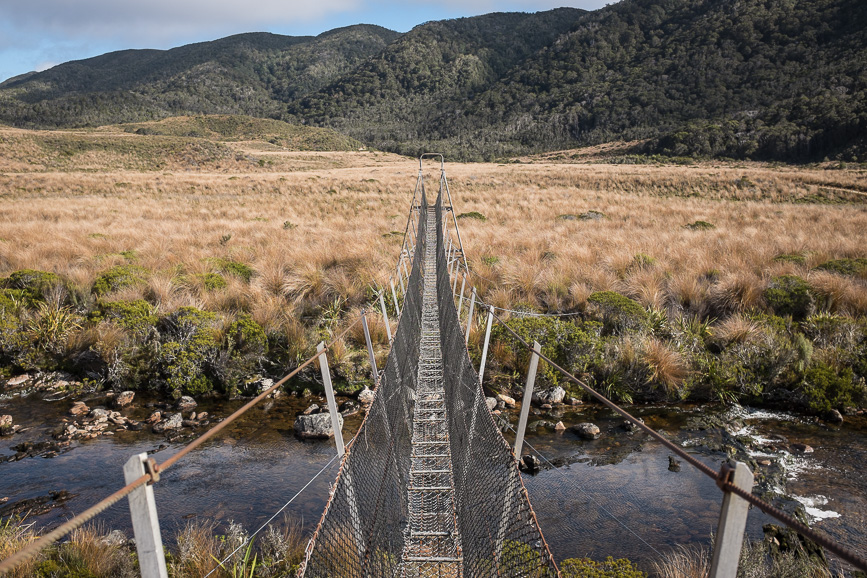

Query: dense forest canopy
[1,0,865,162]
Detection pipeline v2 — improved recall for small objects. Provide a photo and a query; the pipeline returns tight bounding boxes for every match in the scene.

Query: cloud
[0,0,360,47]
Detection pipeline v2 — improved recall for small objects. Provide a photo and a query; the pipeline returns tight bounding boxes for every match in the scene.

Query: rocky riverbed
[1,373,865,573]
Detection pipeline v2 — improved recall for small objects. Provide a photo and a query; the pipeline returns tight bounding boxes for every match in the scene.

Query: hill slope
[1,0,865,162]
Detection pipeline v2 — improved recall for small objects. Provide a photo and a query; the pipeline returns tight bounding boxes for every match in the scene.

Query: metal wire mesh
[300,181,557,577]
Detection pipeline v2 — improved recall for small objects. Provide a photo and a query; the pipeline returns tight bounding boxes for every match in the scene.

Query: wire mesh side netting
[434,191,559,577]
[300,188,428,577]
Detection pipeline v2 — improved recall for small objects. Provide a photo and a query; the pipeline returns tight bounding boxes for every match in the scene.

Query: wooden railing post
[317,342,345,457]
[514,341,541,458]
[124,454,168,578]
[709,461,755,578]
[478,306,494,385]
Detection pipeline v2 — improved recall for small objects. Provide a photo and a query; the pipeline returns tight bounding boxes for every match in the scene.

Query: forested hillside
[1,0,865,162]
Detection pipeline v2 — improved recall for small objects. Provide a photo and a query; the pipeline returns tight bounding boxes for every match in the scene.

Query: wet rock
[485,397,497,411]
[69,402,89,417]
[763,524,826,565]
[254,377,275,393]
[519,455,541,474]
[294,412,344,439]
[114,391,135,408]
[89,408,110,420]
[621,418,644,433]
[540,403,552,410]
[533,386,566,406]
[0,415,13,436]
[176,396,197,412]
[823,409,843,424]
[358,387,375,405]
[496,394,516,408]
[790,443,814,454]
[147,411,162,424]
[127,421,143,432]
[842,406,858,416]
[182,420,199,428]
[566,397,583,406]
[153,413,182,433]
[571,422,601,440]
[668,456,681,472]
[340,400,360,417]
[303,404,320,415]
[758,459,772,466]
[196,412,208,421]
[554,421,566,432]
[5,374,31,389]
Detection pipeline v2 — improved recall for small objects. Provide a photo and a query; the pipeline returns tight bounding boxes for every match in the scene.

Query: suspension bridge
[1,155,865,578]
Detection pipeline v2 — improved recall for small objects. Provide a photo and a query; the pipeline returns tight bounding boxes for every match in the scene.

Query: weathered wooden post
[124,454,168,578]
[478,306,494,385]
[514,341,541,458]
[465,287,477,346]
[317,342,345,457]
[361,311,378,383]
[378,292,392,342]
[709,461,755,578]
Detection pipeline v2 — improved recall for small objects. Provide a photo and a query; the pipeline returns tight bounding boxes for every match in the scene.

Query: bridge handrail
[482,304,867,572]
[0,316,363,576]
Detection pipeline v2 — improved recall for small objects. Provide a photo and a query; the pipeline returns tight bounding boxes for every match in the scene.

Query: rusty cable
[0,474,150,575]
[488,307,867,572]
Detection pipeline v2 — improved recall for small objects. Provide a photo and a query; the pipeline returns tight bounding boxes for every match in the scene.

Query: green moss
[763,275,814,320]
[92,265,147,297]
[685,220,716,230]
[588,291,647,334]
[208,258,254,282]
[226,314,267,357]
[561,557,646,577]
[90,300,157,334]
[198,272,227,291]
[1,269,61,305]
[815,258,867,277]
[457,211,487,221]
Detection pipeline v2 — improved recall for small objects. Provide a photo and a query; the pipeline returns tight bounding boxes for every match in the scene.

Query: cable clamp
[145,458,160,485]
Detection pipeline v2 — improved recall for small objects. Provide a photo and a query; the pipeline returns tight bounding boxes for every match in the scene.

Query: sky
[0,0,614,83]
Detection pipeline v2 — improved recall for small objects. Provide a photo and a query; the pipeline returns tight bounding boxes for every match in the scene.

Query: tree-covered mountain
[1,0,865,162]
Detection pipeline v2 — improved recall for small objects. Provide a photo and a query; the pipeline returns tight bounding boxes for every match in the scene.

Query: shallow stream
[1,391,864,572]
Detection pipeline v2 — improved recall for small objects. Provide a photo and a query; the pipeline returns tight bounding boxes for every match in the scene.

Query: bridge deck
[400,208,463,578]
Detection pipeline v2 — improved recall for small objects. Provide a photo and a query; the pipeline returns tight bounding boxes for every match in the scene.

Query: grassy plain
[0,122,866,406]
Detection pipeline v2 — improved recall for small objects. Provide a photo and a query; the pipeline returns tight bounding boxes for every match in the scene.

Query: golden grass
[0,126,865,340]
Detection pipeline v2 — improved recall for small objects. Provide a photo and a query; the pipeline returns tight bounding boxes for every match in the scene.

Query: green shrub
[156,307,220,398]
[198,272,227,291]
[588,291,647,334]
[763,275,814,320]
[798,362,865,414]
[457,211,487,221]
[1,269,62,305]
[89,300,157,335]
[630,253,657,270]
[685,220,716,230]
[815,258,867,277]
[561,557,646,577]
[226,314,267,357]
[92,265,147,297]
[579,210,607,220]
[209,258,254,282]
[774,253,806,265]
[491,316,603,388]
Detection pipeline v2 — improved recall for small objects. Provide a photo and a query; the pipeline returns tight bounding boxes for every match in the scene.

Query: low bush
[92,265,147,297]
[1,269,62,306]
[155,307,220,398]
[561,556,645,577]
[797,362,865,414]
[457,211,487,221]
[209,258,255,282]
[89,299,157,335]
[685,220,715,230]
[198,272,227,292]
[587,291,647,334]
[814,258,867,277]
[763,275,814,320]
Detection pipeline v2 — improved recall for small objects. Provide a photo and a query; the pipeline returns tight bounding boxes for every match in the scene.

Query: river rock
[519,455,541,474]
[485,397,497,411]
[5,374,30,389]
[147,411,162,424]
[571,422,601,440]
[114,391,135,408]
[358,387,375,405]
[566,396,583,406]
[176,396,197,411]
[554,421,566,431]
[496,394,516,408]
[621,418,644,432]
[303,404,320,415]
[340,400,360,417]
[824,409,843,424]
[534,386,566,406]
[89,408,109,421]
[153,413,183,433]
[294,412,344,439]
[790,443,814,454]
[69,402,89,417]
[668,456,681,472]
[196,412,208,421]
[0,415,13,436]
